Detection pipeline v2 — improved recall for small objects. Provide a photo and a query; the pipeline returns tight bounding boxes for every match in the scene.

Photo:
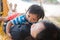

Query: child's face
[26,13,39,23]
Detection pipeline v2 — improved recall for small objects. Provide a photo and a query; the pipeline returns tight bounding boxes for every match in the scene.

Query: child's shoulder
[7,13,20,20]
[19,13,26,18]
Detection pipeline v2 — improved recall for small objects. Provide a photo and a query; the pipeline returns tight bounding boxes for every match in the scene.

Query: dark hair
[27,4,45,19]
[36,20,60,40]
[25,20,60,40]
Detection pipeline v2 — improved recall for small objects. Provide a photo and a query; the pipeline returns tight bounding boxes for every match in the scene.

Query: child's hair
[27,4,45,19]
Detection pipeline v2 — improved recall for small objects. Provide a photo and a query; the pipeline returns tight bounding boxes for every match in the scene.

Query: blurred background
[0,0,60,40]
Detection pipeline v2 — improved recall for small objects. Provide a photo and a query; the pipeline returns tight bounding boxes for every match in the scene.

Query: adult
[25,20,60,40]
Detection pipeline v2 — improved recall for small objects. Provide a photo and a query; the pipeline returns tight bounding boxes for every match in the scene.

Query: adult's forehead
[32,22,45,30]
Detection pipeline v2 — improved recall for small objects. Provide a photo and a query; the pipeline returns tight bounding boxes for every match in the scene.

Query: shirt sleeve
[7,13,19,21]
[10,15,26,25]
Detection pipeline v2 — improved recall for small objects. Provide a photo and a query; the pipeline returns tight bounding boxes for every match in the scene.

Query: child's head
[26,4,45,23]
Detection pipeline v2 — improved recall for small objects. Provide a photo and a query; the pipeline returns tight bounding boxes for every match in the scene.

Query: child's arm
[6,15,23,34]
[6,15,26,38]
[6,21,13,38]
[6,15,20,38]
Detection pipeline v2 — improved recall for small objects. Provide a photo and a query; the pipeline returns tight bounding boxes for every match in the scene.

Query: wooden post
[2,0,9,17]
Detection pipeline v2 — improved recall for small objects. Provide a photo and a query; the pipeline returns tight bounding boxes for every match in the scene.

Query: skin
[31,22,45,38]
[26,13,39,23]
[6,12,39,40]
[0,17,7,22]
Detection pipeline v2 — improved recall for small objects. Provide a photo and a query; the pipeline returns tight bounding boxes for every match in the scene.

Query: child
[6,4,45,40]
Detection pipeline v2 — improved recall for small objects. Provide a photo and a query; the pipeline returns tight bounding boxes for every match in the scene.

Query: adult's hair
[36,20,60,40]
[25,20,60,40]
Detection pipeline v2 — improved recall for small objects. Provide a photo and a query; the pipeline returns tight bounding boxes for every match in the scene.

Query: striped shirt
[10,15,28,25]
